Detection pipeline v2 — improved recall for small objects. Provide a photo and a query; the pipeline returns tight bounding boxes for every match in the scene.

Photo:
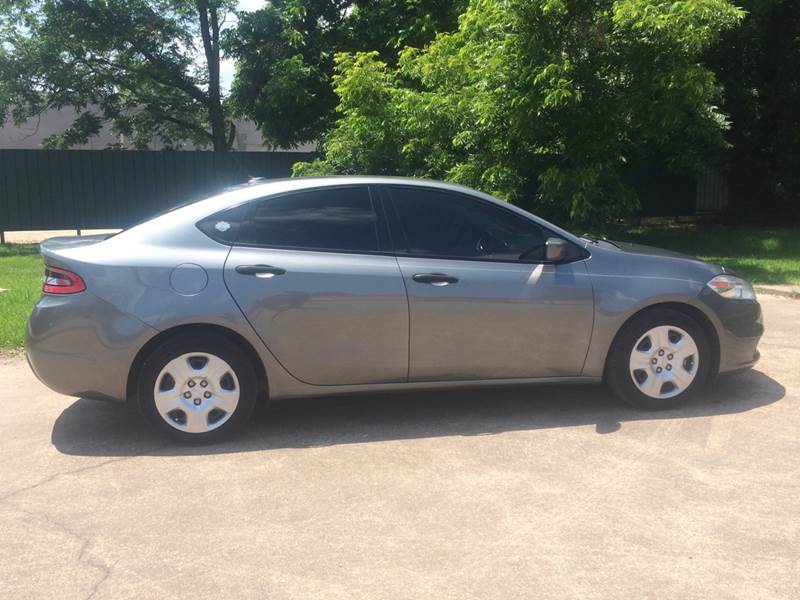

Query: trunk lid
[39,234,113,271]
[39,234,112,265]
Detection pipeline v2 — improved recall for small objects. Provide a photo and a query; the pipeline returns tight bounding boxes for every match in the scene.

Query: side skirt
[270,376,603,401]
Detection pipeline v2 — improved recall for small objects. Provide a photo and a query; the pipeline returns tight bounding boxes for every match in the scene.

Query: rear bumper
[26,292,157,402]
[699,289,763,374]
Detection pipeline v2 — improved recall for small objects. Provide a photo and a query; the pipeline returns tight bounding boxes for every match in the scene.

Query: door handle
[412,273,459,286]
[235,264,286,278]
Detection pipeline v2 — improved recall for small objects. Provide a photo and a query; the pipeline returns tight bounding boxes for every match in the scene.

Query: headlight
[706,274,756,300]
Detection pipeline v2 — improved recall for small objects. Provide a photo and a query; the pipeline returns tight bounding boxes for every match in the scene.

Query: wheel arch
[603,302,721,379]
[126,323,269,406]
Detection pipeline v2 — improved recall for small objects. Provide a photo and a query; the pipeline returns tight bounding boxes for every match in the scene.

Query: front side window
[388,187,548,262]
[237,186,379,253]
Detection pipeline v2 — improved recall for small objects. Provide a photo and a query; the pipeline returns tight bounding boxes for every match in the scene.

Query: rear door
[382,185,594,381]
[223,185,409,385]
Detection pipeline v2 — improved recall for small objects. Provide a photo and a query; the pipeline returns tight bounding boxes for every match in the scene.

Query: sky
[219,0,267,91]
[237,0,266,10]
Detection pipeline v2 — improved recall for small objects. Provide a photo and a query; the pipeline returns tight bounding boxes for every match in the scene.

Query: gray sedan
[26,177,763,442]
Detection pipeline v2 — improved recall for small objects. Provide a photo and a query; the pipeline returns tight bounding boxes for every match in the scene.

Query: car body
[26,177,763,441]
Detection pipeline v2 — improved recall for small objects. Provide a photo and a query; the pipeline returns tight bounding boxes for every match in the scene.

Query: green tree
[225,0,466,148]
[709,0,800,216]
[0,0,236,151]
[294,0,744,223]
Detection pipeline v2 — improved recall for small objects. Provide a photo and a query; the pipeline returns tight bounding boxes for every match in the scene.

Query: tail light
[43,266,86,294]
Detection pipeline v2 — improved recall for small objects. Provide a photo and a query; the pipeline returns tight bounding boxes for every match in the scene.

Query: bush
[294,0,744,225]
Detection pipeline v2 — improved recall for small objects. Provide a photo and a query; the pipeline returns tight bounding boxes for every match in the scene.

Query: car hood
[607,240,696,260]
[598,239,736,278]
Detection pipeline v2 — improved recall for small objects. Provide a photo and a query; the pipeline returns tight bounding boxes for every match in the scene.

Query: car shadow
[52,369,785,457]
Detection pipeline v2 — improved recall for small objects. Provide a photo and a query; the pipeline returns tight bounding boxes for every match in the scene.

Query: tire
[137,333,258,443]
[605,308,712,410]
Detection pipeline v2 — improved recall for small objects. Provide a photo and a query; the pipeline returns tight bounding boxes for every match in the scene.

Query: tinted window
[389,187,548,261]
[197,202,250,245]
[238,187,379,252]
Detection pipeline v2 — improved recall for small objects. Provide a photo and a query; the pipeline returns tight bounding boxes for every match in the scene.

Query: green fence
[0,149,313,232]
[629,165,700,217]
[0,149,724,236]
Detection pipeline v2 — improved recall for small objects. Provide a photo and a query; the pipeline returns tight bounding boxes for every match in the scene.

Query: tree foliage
[709,0,800,215]
[225,0,466,148]
[294,0,744,223]
[0,0,236,151]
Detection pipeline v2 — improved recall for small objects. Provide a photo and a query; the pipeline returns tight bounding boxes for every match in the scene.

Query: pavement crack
[4,500,114,599]
[0,445,169,597]
[0,444,169,502]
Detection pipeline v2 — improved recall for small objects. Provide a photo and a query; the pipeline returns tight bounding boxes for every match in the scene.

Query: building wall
[0,108,315,152]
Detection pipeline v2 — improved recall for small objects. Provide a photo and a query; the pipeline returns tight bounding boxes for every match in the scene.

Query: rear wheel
[138,334,258,443]
[606,308,712,410]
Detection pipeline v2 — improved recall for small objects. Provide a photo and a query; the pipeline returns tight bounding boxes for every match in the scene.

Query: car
[26,177,763,442]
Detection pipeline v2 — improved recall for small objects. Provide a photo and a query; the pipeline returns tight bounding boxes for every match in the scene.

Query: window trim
[231,184,392,256]
[378,184,589,265]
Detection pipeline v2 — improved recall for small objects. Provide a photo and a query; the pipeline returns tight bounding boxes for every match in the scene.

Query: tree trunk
[208,101,229,152]
[197,0,230,152]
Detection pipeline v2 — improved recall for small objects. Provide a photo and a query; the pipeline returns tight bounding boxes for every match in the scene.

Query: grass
[596,224,800,285]
[0,223,798,351]
[0,244,42,352]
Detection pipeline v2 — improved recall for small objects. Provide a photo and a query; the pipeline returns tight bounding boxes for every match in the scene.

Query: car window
[237,186,379,253]
[196,202,250,245]
[388,186,547,262]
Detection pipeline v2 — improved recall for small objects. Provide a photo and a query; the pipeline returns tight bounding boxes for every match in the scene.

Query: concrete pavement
[754,284,800,299]
[1,295,798,599]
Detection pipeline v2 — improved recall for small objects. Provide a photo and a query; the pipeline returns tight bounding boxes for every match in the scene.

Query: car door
[222,185,409,386]
[382,185,594,381]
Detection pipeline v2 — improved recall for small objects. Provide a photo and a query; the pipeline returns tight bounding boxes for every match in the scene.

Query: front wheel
[138,334,258,443]
[605,308,712,410]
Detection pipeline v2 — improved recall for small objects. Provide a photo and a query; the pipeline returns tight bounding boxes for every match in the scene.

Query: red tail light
[43,266,86,294]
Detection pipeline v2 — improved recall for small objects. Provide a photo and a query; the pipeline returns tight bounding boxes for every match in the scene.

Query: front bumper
[699,288,763,374]
[26,292,157,402]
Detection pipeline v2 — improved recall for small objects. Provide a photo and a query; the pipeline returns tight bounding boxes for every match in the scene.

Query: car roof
[180,176,500,222]
[230,175,491,197]
[126,176,585,247]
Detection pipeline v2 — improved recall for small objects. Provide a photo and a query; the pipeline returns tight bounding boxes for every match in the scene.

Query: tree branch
[63,0,209,105]
[70,56,214,142]
[154,112,215,142]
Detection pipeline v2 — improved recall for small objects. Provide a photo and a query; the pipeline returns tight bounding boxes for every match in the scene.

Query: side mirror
[545,237,569,263]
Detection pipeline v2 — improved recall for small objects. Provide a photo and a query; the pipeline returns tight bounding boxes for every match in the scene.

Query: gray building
[0,107,314,152]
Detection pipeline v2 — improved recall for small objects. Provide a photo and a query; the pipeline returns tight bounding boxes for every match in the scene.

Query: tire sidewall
[607,308,711,410]
[138,334,258,443]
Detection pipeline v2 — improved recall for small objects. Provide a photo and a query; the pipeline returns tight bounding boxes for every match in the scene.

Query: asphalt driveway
[1,295,798,599]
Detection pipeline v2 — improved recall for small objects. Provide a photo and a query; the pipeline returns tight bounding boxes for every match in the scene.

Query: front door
[384,185,594,381]
[224,186,408,386]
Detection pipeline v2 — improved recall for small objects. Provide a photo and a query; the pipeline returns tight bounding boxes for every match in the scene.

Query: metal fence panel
[696,169,729,212]
[0,149,313,231]
[2,149,727,233]
[629,165,697,217]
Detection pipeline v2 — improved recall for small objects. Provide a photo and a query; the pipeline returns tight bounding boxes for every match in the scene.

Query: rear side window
[387,186,548,262]
[237,187,379,253]
[197,203,250,245]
